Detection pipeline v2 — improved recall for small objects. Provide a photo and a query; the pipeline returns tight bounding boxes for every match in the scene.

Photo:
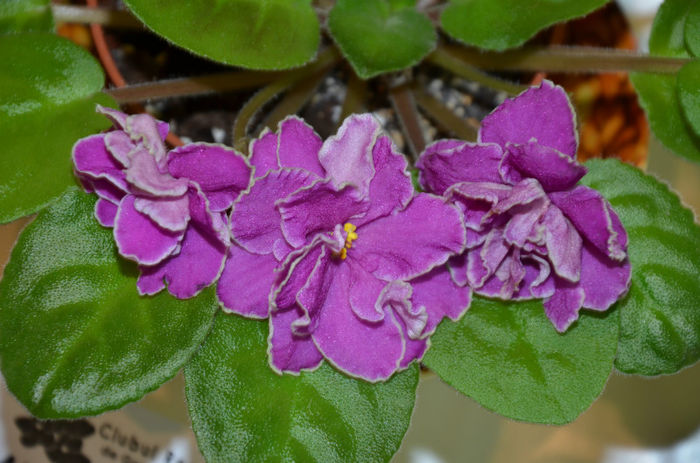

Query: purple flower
[72,106,252,298]
[416,80,631,332]
[218,114,469,381]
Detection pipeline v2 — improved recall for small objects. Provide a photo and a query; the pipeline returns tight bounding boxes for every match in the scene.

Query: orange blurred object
[56,23,93,49]
[539,3,649,168]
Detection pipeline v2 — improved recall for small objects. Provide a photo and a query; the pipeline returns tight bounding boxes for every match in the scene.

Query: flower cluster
[73,81,630,380]
[417,81,631,331]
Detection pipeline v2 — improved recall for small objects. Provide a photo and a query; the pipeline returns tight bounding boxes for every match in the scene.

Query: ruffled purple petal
[515,254,555,300]
[445,182,511,230]
[503,196,549,247]
[380,280,427,339]
[90,177,127,204]
[549,185,628,262]
[294,247,334,336]
[347,260,385,323]
[97,105,127,129]
[544,280,586,332]
[231,168,316,255]
[269,307,324,374]
[167,143,252,211]
[113,195,183,265]
[351,194,466,281]
[318,114,379,197]
[276,116,325,177]
[104,131,133,167]
[72,134,128,190]
[278,180,369,248]
[95,198,118,227]
[579,243,631,311]
[125,149,188,197]
[217,246,279,318]
[137,216,227,298]
[354,135,413,226]
[417,140,503,195]
[249,129,280,176]
[500,141,587,191]
[477,248,527,299]
[542,205,582,282]
[467,228,509,288]
[125,113,167,166]
[312,264,405,382]
[411,266,472,336]
[133,195,190,232]
[186,187,229,247]
[397,315,429,369]
[271,240,325,312]
[479,80,578,157]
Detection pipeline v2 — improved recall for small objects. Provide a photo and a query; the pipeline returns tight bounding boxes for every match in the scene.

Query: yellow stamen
[334,222,357,260]
[339,248,347,260]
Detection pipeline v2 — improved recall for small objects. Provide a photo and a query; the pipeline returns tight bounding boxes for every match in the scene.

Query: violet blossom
[218,114,469,381]
[416,80,631,332]
[72,106,252,298]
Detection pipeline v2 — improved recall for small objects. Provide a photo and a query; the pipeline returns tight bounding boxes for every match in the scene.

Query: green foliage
[678,60,700,136]
[185,314,419,463]
[685,1,700,57]
[440,0,608,51]
[0,33,115,224]
[123,0,320,70]
[423,296,619,424]
[328,0,436,79]
[630,0,700,163]
[0,0,53,33]
[583,160,700,375]
[0,189,219,419]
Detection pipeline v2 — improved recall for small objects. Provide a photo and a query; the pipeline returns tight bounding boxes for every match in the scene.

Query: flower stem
[51,5,141,28]
[440,44,690,75]
[390,83,426,162]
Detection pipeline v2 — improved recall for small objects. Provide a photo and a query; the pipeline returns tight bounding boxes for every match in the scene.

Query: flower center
[334,222,358,260]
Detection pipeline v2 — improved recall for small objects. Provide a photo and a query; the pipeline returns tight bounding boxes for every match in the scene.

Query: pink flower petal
[249,129,280,176]
[544,280,586,332]
[125,148,188,197]
[113,195,183,265]
[133,195,190,232]
[94,198,118,227]
[268,307,324,374]
[277,116,325,177]
[500,141,587,191]
[410,266,472,336]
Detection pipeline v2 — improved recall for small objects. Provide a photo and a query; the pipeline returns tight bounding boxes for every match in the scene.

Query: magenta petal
[352,194,466,281]
[276,116,325,177]
[542,205,582,282]
[269,308,324,374]
[126,149,188,197]
[468,228,510,288]
[478,248,527,299]
[549,185,628,262]
[95,198,118,227]
[515,254,555,299]
[380,280,427,339]
[167,143,252,211]
[133,195,190,232]
[579,244,631,311]
[347,260,385,323]
[272,241,325,311]
[312,265,405,382]
[417,140,504,195]
[544,280,586,332]
[97,105,127,129]
[137,217,227,299]
[250,129,280,176]
[114,195,183,265]
[294,247,334,336]
[448,254,469,287]
[445,182,512,230]
[231,168,316,254]
[104,131,133,167]
[72,134,128,190]
[318,113,379,197]
[278,180,369,248]
[125,113,167,165]
[501,142,587,191]
[399,335,429,369]
[411,266,472,336]
[90,177,127,204]
[355,135,413,226]
[186,187,229,246]
[217,246,279,318]
[503,197,549,247]
[479,80,578,157]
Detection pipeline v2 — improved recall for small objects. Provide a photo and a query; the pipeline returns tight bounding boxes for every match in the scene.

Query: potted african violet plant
[1,0,699,461]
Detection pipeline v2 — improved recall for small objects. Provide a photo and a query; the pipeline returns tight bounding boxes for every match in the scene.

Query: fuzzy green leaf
[0,189,218,419]
[0,33,115,224]
[185,314,419,463]
[423,296,619,424]
[631,0,700,164]
[328,0,436,79]
[440,0,608,51]
[678,60,700,137]
[582,159,700,375]
[685,0,700,57]
[122,0,319,70]
[0,0,53,33]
